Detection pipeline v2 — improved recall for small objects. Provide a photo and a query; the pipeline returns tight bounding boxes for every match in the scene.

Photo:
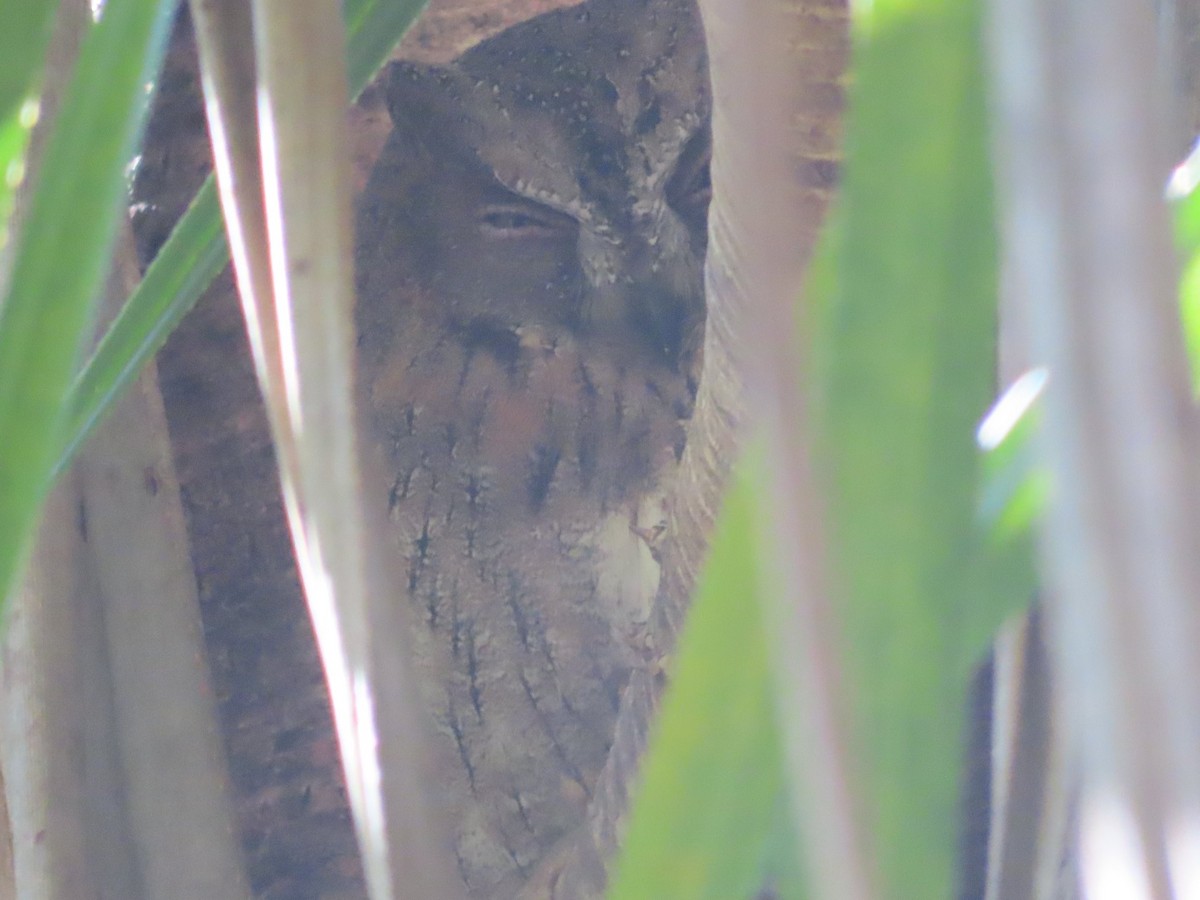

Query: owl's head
[355,0,710,379]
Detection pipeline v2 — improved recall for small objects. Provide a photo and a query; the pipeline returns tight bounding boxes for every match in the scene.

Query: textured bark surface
[153,271,362,899]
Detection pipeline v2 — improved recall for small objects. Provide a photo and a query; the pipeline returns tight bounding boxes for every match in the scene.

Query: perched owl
[354,0,710,895]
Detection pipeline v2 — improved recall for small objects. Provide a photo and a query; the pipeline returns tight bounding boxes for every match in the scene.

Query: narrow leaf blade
[0,0,175,602]
[816,0,1009,893]
[609,458,792,899]
[56,0,427,480]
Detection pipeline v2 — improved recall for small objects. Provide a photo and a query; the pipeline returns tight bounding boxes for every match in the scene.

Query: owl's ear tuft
[384,61,459,132]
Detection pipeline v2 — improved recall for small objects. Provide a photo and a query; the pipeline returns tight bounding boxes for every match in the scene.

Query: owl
[354,0,710,895]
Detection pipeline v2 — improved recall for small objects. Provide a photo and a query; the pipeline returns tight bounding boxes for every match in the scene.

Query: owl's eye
[478,202,573,239]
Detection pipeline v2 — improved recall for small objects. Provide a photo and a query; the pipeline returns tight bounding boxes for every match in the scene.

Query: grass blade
[0,0,57,262]
[343,0,427,97]
[56,0,427,480]
[608,457,794,899]
[1168,141,1200,387]
[0,0,174,604]
[0,108,34,268]
[0,1,57,127]
[56,179,228,476]
[814,0,1006,893]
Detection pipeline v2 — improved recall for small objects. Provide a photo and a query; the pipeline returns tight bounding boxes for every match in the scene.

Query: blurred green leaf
[343,0,427,102]
[56,0,428,480]
[0,0,174,604]
[615,0,1043,892]
[975,368,1049,543]
[0,1,59,264]
[1168,141,1200,389]
[0,0,58,127]
[55,178,228,477]
[609,455,797,899]
[0,109,32,262]
[812,0,1020,893]
[960,370,1042,655]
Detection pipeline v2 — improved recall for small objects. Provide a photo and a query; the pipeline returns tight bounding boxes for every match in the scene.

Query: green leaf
[608,456,795,899]
[0,106,33,263]
[0,1,58,267]
[1168,142,1200,390]
[0,0,175,604]
[963,375,1041,656]
[343,0,428,102]
[56,178,229,478]
[812,0,1019,893]
[56,0,428,481]
[975,369,1049,544]
[0,0,57,128]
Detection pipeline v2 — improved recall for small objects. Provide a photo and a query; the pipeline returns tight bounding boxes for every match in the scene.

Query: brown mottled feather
[355,1,709,894]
